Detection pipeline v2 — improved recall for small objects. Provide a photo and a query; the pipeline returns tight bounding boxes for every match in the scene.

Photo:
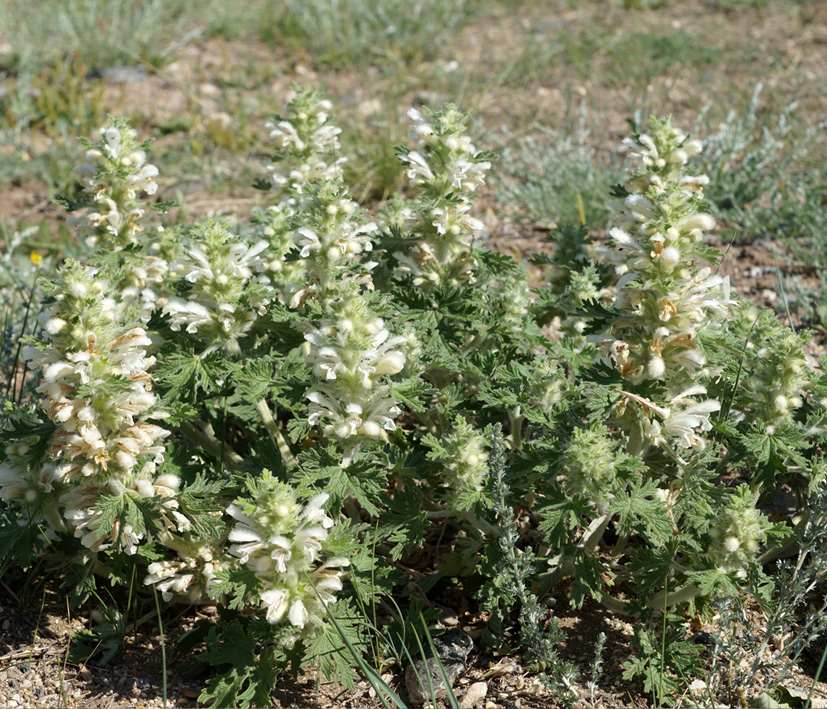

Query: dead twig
[0,642,60,663]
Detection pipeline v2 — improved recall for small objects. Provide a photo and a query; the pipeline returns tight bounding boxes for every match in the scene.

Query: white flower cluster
[2,262,176,553]
[599,117,732,387]
[286,179,378,307]
[527,358,568,413]
[0,436,62,534]
[145,535,229,603]
[402,107,490,194]
[614,386,720,465]
[118,240,171,323]
[597,117,733,458]
[258,88,368,304]
[617,387,721,464]
[69,118,160,250]
[164,221,271,355]
[425,417,489,507]
[303,286,405,465]
[251,203,307,305]
[67,117,170,324]
[494,270,532,335]
[736,310,807,434]
[394,105,491,287]
[63,472,186,555]
[226,471,348,629]
[708,484,773,576]
[558,424,616,506]
[265,85,347,201]
[621,129,705,192]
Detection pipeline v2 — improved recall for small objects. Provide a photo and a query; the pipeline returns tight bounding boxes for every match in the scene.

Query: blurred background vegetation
[0,0,825,328]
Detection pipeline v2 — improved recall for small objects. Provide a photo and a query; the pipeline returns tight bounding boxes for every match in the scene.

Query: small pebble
[460,681,488,709]
[439,608,459,627]
[97,66,148,84]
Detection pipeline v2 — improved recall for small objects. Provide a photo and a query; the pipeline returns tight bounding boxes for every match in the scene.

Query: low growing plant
[259,0,480,67]
[1,86,826,708]
[495,104,623,228]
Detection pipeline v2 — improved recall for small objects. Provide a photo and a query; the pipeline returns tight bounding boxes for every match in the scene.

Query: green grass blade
[408,616,438,704]
[805,638,827,709]
[419,613,461,709]
[319,600,407,709]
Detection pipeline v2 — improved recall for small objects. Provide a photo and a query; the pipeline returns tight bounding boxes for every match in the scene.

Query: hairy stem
[647,582,702,610]
[181,421,242,469]
[579,513,613,551]
[255,398,298,469]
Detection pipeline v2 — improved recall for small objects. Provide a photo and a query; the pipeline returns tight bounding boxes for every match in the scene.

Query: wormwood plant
[1,87,826,707]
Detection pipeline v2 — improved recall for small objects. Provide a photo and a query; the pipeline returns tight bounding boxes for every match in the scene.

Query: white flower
[723,536,740,553]
[15,263,170,550]
[288,599,309,628]
[661,399,721,449]
[302,493,334,529]
[395,104,489,287]
[260,588,290,624]
[402,151,435,184]
[620,387,720,457]
[431,203,484,237]
[104,127,122,157]
[165,224,272,353]
[267,120,304,151]
[164,298,214,334]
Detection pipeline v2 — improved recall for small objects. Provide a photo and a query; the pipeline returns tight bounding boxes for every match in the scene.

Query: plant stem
[255,398,298,469]
[597,592,631,615]
[610,532,630,559]
[578,513,613,551]
[647,582,702,610]
[152,586,168,709]
[509,406,524,452]
[181,421,242,469]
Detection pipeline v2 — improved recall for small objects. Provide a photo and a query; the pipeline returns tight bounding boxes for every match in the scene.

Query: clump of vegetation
[1,85,826,709]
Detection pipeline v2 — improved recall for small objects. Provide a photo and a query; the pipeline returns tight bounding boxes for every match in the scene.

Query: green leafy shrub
[2,87,826,708]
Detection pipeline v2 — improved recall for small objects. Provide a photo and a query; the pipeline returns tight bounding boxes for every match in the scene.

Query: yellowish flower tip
[30,251,43,266]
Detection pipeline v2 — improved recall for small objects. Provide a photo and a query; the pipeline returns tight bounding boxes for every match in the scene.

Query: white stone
[460,682,488,709]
